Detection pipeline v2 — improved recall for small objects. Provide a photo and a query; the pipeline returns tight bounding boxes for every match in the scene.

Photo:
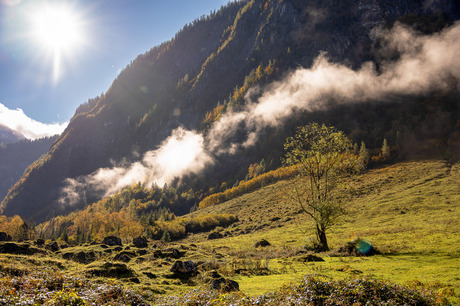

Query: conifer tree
[359,141,370,168]
[161,230,171,243]
[382,138,390,160]
[353,143,359,155]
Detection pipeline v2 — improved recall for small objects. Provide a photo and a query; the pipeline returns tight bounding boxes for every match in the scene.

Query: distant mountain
[0,136,58,204]
[1,0,459,222]
[0,124,25,144]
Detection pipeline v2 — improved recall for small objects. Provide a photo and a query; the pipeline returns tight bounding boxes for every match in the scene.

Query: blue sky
[0,0,230,138]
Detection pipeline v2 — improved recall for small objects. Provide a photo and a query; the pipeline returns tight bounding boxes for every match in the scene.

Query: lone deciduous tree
[283,123,353,251]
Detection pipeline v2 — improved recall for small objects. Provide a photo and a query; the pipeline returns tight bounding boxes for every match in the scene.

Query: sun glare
[33,7,81,50]
[30,4,84,82]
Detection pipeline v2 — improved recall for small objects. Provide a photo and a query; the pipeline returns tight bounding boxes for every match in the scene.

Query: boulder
[143,272,157,279]
[155,248,184,259]
[87,262,134,278]
[210,278,240,293]
[207,232,223,240]
[297,254,325,262]
[114,251,136,263]
[170,260,198,277]
[0,232,12,242]
[102,236,122,246]
[76,251,96,263]
[62,251,97,264]
[133,236,148,248]
[0,242,45,255]
[34,239,45,247]
[254,239,271,248]
[45,241,59,252]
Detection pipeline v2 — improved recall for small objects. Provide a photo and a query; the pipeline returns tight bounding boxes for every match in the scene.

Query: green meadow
[0,160,458,304]
[189,160,459,301]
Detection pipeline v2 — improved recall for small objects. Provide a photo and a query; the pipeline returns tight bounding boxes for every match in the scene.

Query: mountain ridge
[0,136,58,204]
[0,124,25,144]
[1,0,459,222]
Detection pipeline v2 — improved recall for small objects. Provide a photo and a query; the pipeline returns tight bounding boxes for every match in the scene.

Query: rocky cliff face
[2,0,458,222]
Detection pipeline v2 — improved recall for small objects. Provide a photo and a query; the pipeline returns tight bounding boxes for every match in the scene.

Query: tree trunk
[316,224,329,251]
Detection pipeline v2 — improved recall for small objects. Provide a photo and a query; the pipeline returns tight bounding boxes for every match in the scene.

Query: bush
[156,275,444,305]
[48,290,86,306]
[152,214,238,242]
[199,165,299,208]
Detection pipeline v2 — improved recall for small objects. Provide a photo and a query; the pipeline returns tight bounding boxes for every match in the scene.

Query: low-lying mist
[60,21,460,206]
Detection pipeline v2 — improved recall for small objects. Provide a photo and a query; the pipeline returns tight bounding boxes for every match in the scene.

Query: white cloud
[0,103,68,140]
[207,22,460,152]
[60,21,460,205]
[59,127,213,206]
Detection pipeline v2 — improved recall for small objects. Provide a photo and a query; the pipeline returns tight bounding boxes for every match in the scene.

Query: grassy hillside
[0,160,458,304]
[190,160,459,296]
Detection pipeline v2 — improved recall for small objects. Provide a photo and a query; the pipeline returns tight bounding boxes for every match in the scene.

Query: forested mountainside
[1,0,459,222]
[0,124,24,144]
[0,136,58,203]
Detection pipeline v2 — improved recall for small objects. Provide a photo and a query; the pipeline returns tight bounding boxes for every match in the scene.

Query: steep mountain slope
[0,124,24,144]
[1,0,459,222]
[0,136,58,203]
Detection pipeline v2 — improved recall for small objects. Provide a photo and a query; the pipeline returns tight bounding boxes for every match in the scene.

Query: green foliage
[161,229,171,243]
[34,182,200,243]
[284,123,353,166]
[49,290,87,305]
[202,60,276,127]
[283,123,354,251]
[248,159,266,180]
[226,60,276,112]
[31,180,237,242]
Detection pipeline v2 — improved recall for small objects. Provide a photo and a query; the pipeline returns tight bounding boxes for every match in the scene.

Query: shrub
[48,290,86,306]
[152,214,238,242]
[199,165,299,208]
[155,275,444,305]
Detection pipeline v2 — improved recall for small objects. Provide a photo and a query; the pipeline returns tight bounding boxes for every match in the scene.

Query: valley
[0,160,458,304]
[0,0,459,304]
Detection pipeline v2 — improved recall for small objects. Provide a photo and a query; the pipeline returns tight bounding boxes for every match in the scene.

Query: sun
[33,6,81,51]
[30,4,84,82]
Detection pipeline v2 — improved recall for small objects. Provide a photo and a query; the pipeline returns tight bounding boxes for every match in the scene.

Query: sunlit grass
[193,160,459,302]
[0,160,458,303]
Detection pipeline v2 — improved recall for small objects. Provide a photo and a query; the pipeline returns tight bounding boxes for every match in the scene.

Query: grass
[0,159,458,304]
[190,159,459,302]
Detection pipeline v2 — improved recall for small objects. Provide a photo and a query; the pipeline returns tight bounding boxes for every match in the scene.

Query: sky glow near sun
[29,4,85,83]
